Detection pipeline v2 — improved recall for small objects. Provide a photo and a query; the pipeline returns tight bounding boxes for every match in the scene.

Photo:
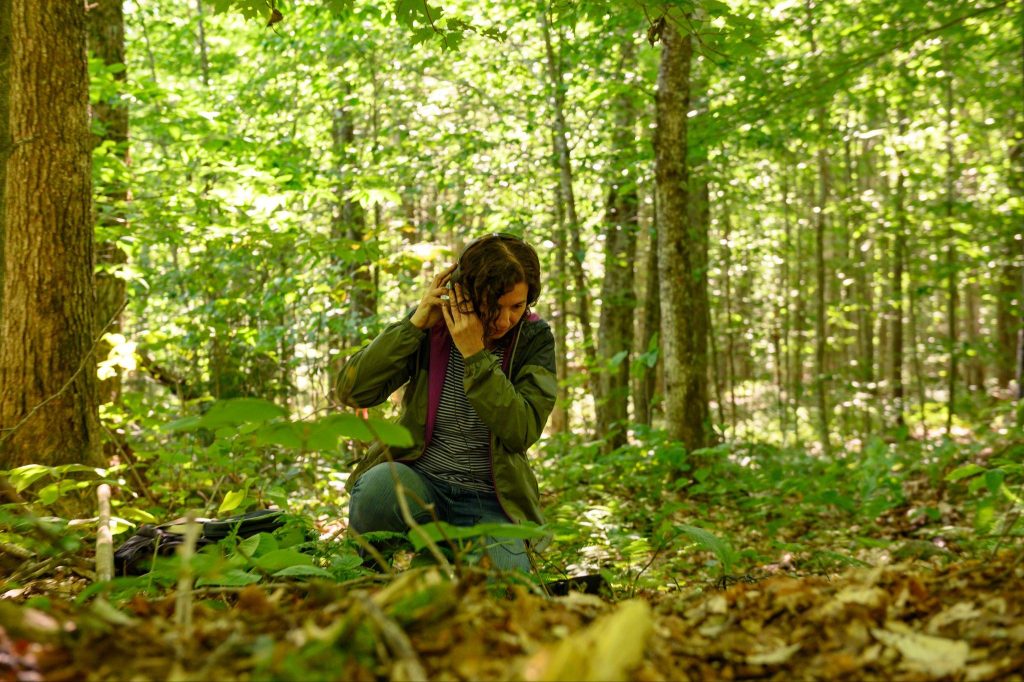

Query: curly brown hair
[451,234,541,338]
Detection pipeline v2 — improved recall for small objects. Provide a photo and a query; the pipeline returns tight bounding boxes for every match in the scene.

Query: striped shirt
[412,344,505,492]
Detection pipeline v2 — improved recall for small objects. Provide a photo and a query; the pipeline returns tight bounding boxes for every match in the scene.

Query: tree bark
[654,19,709,451]
[595,36,638,450]
[548,177,570,434]
[0,0,101,467]
[634,220,660,428]
[806,2,832,457]
[539,2,594,405]
[890,119,907,428]
[331,82,374,377]
[943,58,958,436]
[87,0,129,406]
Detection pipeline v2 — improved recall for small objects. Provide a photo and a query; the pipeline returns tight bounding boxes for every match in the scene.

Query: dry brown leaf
[926,601,981,634]
[521,599,653,682]
[746,641,801,666]
[871,623,969,677]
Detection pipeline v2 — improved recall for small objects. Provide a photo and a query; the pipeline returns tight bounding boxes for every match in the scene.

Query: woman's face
[485,281,529,341]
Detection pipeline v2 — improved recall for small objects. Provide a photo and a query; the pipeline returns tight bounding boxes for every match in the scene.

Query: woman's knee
[348,463,431,533]
[484,536,531,573]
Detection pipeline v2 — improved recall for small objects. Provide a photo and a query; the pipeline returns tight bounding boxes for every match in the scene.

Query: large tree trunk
[654,19,710,452]
[0,0,100,467]
[595,35,638,450]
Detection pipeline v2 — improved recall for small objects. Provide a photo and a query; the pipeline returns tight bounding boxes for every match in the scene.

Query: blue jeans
[348,462,531,573]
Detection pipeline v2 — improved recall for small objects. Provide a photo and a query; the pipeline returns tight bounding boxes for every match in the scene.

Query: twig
[174,513,201,655]
[96,484,114,582]
[355,592,428,682]
[0,301,127,446]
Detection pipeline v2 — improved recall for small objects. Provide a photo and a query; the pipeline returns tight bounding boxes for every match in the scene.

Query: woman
[336,233,557,572]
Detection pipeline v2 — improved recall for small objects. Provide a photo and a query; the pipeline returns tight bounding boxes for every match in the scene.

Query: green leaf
[984,469,1005,495]
[218,489,246,515]
[676,524,736,575]
[331,554,364,572]
[235,534,261,559]
[38,483,61,506]
[366,418,413,447]
[196,569,261,587]
[946,464,986,482]
[271,564,333,579]
[162,415,202,433]
[309,413,374,443]
[198,398,287,429]
[120,507,159,524]
[254,422,303,449]
[306,414,373,449]
[7,465,51,492]
[819,489,857,514]
[251,549,313,572]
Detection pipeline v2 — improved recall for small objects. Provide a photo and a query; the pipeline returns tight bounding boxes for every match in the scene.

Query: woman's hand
[410,263,457,330]
[443,283,486,358]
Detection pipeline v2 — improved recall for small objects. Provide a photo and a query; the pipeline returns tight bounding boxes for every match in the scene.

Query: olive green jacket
[336,314,557,524]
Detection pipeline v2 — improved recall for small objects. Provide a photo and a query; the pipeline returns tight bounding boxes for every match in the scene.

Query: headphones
[448,232,526,288]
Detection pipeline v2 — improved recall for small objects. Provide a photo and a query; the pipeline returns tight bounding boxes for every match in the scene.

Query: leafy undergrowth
[1,554,1022,681]
[3,419,1023,680]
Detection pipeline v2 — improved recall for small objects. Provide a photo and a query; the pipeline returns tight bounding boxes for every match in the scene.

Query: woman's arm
[335,317,424,408]
[337,265,456,408]
[461,322,557,452]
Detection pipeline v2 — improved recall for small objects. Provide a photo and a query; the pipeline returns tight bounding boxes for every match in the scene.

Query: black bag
[113,509,285,576]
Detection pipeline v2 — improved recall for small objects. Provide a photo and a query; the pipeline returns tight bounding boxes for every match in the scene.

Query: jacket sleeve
[336,317,425,408]
[462,322,557,453]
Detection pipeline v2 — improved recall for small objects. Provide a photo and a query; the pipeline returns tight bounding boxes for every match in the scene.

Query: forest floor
[2,550,1022,681]
[2,430,1023,681]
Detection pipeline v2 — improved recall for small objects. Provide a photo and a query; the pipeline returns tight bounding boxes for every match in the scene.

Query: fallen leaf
[747,642,801,665]
[871,623,969,677]
[522,599,653,682]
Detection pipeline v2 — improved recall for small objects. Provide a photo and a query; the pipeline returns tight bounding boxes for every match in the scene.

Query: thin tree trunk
[539,3,594,396]
[909,252,929,440]
[943,58,958,436]
[1012,22,1024,426]
[891,122,907,428]
[595,35,638,449]
[635,220,660,428]
[331,82,373,351]
[720,197,738,438]
[194,0,210,86]
[805,1,831,456]
[654,18,709,451]
[0,0,101,467]
[965,280,983,391]
[549,178,570,434]
[87,0,129,406]
[791,167,808,448]
[779,166,793,445]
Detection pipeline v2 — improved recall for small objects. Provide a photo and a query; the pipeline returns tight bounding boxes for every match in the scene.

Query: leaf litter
[1,551,1022,681]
